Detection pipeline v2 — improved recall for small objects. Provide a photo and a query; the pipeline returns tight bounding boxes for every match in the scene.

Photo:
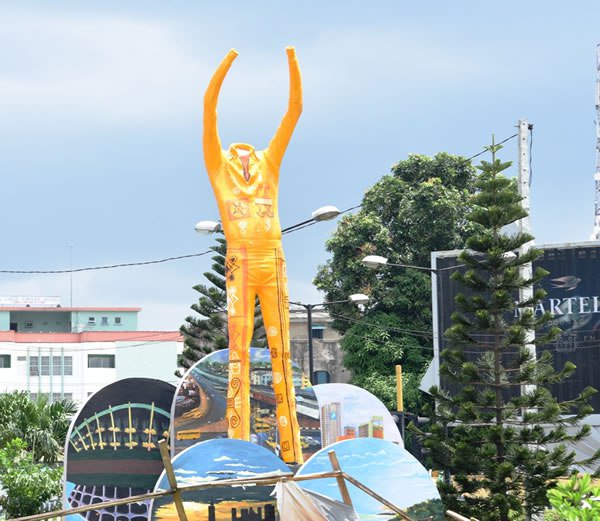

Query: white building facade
[0,298,181,403]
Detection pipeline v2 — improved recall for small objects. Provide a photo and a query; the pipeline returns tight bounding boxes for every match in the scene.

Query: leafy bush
[546,474,600,521]
[0,438,62,518]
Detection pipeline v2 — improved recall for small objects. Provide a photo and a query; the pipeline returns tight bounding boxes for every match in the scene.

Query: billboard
[432,242,600,412]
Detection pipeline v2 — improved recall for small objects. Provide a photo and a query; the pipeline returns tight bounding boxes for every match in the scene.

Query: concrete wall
[9,311,71,332]
[290,339,352,384]
[0,339,180,403]
[0,311,9,330]
[115,340,178,383]
[70,310,138,332]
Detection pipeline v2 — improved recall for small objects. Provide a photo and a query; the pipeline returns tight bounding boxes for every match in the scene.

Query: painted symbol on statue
[227,198,250,220]
[282,441,290,452]
[227,287,239,316]
[273,372,282,385]
[267,326,278,337]
[279,416,288,427]
[255,198,274,218]
[238,221,248,235]
[225,255,240,282]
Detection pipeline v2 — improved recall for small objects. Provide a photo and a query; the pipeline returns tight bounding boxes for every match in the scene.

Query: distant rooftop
[0,307,141,312]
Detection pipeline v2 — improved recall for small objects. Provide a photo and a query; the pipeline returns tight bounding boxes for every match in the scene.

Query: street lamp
[290,294,369,385]
[194,220,222,235]
[194,205,342,235]
[362,255,437,273]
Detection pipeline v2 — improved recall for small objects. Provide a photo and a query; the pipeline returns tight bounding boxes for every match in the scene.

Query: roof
[0,331,182,343]
[0,307,141,312]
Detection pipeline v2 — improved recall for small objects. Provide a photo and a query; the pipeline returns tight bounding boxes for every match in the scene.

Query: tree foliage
[415,142,599,521]
[546,474,600,521]
[314,153,479,410]
[0,391,77,464]
[179,237,265,373]
[0,438,62,519]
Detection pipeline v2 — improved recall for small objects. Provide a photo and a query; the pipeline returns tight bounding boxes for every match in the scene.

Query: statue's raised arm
[203,49,239,175]
[266,46,303,169]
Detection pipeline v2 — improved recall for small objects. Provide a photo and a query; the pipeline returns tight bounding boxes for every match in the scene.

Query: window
[62,356,73,376]
[313,370,331,384]
[101,317,108,325]
[88,317,96,324]
[41,356,50,375]
[311,327,325,340]
[88,354,115,368]
[17,356,26,362]
[0,355,11,368]
[114,317,122,325]
[52,356,73,376]
[29,356,72,376]
[52,393,72,402]
[25,321,33,329]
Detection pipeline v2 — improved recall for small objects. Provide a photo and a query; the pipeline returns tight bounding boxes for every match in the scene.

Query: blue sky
[313,383,402,445]
[1,2,600,329]
[298,437,439,517]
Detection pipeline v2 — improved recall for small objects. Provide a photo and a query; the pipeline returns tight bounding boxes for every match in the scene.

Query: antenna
[591,43,600,240]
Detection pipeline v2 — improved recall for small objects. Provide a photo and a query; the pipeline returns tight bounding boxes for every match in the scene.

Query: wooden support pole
[396,364,404,412]
[158,439,189,521]
[446,510,480,521]
[396,364,405,440]
[327,450,353,507]
[341,472,413,521]
[10,489,173,521]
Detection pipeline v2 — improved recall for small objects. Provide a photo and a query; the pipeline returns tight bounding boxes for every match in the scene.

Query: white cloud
[0,10,207,124]
[214,455,232,462]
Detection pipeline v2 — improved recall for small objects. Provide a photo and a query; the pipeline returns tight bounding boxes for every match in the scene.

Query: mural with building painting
[171,348,322,461]
[312,383,403,448]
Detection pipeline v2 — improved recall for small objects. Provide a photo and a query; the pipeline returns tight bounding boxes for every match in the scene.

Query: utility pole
[517,119,536,402]
[591,44,600,240]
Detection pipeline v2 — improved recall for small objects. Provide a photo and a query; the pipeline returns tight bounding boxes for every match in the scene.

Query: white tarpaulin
[272,480,360,521]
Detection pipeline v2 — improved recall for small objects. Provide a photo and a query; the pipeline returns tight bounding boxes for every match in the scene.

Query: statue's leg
[258,246,303,464]
[225,246,255,441]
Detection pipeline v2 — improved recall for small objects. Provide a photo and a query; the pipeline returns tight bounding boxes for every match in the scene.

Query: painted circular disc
[171,347,321,461]
[64,377,176,521]
[312,383,403,447]
[151,438,289,521]
[296,437,443,520]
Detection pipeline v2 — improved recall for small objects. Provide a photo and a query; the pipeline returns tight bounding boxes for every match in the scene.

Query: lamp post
[361,255,438,273]
[194,205,341,236]
[290,293,369,385]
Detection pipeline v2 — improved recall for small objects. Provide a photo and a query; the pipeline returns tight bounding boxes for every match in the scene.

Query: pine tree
[417,140,599,521]
[178,237,264,373]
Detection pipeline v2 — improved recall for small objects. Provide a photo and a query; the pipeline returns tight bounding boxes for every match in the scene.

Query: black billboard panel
[433,243,600,412]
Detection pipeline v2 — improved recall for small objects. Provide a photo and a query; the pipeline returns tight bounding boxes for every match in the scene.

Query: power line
[0,205,364,275]
[0,131,519,276]
[0,251,213,274]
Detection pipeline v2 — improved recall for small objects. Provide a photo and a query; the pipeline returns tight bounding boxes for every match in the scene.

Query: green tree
[546,474,600,521]
[179,237,265,372]
[0,438,62,519]
[314,153,479,410]
[0,391,77,464]
[417,141,598,521]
